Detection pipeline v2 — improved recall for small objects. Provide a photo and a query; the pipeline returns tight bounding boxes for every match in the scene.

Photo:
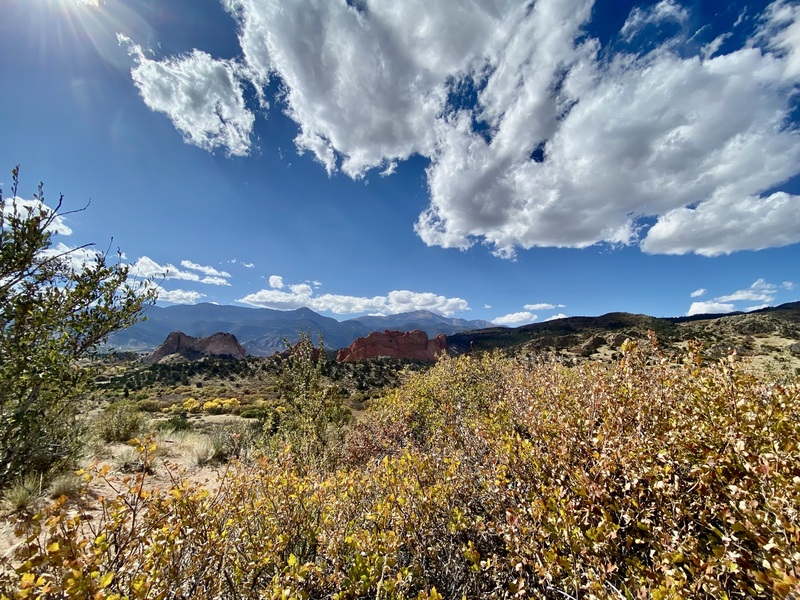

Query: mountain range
[107,304,495,356]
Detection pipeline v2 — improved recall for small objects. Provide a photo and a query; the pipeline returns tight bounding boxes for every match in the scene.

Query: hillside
[448,302,800,373]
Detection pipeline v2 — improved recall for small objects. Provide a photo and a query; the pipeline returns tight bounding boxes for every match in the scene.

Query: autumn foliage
[2,338,799,599]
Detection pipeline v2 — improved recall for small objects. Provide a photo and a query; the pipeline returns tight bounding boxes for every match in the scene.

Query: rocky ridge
[143,332,247,364]
[337,330,447,363]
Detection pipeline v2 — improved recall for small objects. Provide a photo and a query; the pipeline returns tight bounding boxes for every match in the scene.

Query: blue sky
[1,0,798,325]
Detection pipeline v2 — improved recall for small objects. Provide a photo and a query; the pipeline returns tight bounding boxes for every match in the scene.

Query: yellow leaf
[99,572,114,588]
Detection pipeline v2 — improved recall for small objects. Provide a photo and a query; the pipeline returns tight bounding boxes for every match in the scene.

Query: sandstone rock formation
[337,330,446,363]
[143,331,246,364]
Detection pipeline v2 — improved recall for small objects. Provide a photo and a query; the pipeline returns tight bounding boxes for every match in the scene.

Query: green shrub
[239,406,269,419]
[96,401,147,443]
[0,167,154,488]
[156,413,192,433]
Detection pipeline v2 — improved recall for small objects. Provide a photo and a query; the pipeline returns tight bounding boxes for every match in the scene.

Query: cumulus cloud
[268,275,284,289]
[523,303,565,311]
[686,279,786,315]
[690,288,707,298]
[127,1,800,257]
[131,256,231,285]
[120,35,254,156]
[236,279,469,316]
[3,197,106,273]
[686,301,737,316]
[492,311,537,326]
[715,279,778,303]
[157,288,206,304]
[758,1,800,80]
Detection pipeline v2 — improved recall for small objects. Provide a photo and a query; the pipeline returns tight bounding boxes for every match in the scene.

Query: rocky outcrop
[337,330,446,363]
[143,331,246,364]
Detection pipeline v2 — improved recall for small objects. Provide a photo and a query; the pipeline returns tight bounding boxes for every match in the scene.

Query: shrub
[240,406,269,420]
[5,340,799,598]
[1,473,43,513]
[0,167,154,488]
[46,473,83,500]
[156,413,192,433]
[96,401,147,443]
[136,398,163,413]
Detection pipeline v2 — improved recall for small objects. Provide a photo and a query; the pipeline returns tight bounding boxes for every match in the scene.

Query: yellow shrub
[182,397,201,413]
[5,341,799,599]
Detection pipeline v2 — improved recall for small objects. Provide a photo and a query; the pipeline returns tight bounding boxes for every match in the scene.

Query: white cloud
[544,313,568,322]
[523,303,565,310]
[701,33,731,60]
[687,301,737,316]
[714,279,777,303]
[690,288,707,298]
[120,35,254,156]
[131,256,231,285]
[269,275,284,289]
[242,262,255,268]
[180,260,231,278]
[236,279,469,316]
[200,276,231,286]
[783,281,796,290]
[157,288,206,304]
[746,304,771,312]
[686,279,784,315]
[758,1,800,80]
[128,1,800,257]
[492,311,537,326]
[621,0,689,42]
[641,192,800,256]
[380,162,397,177]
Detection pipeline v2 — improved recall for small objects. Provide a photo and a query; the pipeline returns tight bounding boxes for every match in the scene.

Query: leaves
[3,337,800,598]
[0,167,155,488]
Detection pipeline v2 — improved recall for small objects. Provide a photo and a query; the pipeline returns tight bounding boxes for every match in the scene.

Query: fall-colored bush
[2,339,799,598]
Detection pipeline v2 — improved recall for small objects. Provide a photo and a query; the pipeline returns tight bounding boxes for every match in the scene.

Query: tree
[0,166,156,488]
[277,332,350,465]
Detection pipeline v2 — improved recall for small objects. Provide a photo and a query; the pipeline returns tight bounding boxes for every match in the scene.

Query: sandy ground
[0,421,240,575]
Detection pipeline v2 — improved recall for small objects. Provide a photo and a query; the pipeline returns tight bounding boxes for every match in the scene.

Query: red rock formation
[144,331,246,363]
[336,330,446,363]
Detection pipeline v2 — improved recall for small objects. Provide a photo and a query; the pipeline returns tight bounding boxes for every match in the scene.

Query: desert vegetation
[2,335,799,598]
